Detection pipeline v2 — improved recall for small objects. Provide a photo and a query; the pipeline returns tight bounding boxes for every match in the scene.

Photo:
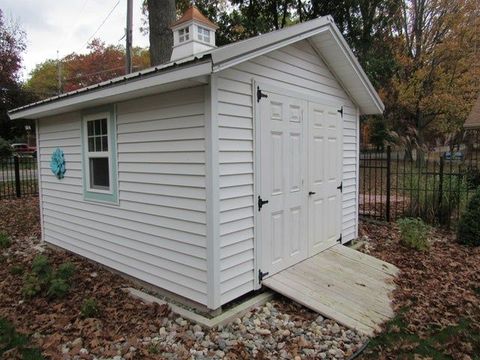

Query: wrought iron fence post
[386,146,391,222]
[14,156,21,198]
[438,156,444,223]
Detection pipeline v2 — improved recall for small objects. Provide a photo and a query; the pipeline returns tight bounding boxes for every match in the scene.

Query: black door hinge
[338,106,344,118]
[259,269,269,283]
[257,86,268,102]
[337,182,343,192]
[258,195,269,211]
[337,234,342,243]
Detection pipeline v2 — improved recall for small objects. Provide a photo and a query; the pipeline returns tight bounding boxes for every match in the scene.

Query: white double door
[258,89,342,277]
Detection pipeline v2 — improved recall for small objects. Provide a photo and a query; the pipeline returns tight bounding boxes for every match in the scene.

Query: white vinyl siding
[38,86,209,305]
[216,40,359,305]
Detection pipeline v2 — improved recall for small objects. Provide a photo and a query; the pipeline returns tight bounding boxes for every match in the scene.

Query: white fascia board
[9,61,212,120]
[325,24,385,115]
[210,17,331,71]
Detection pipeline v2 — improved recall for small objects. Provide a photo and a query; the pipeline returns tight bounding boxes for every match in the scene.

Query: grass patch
[10,264,25,276]
[0,232,11,249]
[0,317,44,359]
[364,309,480,359]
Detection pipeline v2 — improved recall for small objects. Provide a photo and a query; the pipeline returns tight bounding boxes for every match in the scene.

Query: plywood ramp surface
[263,244,399,336]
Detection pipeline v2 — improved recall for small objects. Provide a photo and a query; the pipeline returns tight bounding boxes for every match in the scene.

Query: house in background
[9,7,383,312]
[464,94,480,134]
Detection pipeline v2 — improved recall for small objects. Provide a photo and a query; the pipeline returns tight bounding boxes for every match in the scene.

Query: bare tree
[147,0,176,66]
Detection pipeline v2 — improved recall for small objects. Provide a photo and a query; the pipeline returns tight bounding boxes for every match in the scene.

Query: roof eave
[9,59,212,120]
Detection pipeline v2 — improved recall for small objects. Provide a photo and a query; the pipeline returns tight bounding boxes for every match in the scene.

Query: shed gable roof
[10,16,384,119]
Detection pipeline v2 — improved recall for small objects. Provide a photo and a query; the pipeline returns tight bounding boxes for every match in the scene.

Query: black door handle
[258,196,269,211]
[308,191,316,196]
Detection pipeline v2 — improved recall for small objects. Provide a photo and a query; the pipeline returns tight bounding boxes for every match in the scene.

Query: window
[197,26,210,43]
[179,27,189,43]
[87,117,109,190]
[82,108,118,203]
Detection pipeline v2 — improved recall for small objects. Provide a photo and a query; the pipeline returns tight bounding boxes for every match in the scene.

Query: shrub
[56,262,75,281]
[397,217,430,251]
[22,255,74,299]
[0,233,11,249]
[47,278,70,299]
[457,188,480,246]
[0,137,12,158]
[464,166,480,189]
[0,317,44,359]
[80,298,100,318]
[31,255,52,280]
[22,274,43,298]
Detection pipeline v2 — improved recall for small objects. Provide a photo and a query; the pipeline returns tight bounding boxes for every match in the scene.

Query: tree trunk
[147,0,176,66]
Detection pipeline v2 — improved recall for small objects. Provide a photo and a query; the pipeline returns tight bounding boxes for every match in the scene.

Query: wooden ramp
[262,245,399,336]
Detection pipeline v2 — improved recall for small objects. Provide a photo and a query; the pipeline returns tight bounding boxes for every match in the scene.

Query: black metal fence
[0,156,38,200]
[360,146,480,226]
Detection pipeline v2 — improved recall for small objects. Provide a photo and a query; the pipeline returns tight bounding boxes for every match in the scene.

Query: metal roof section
[10,16,384,119]
[9,56,212,119]
[171,5,219,30]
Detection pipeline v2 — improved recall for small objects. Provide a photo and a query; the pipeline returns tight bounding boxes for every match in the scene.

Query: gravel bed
[62,300,367,359]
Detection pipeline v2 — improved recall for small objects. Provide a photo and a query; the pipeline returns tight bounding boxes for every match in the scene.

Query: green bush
[56,262,75,281]
[80,298,100,318]
[47,278,70,299]
[22,274,43,298]
[457,188,480,246]
[0,233,11,249]
[397,217,430,251]
[0,137,12,158]
[0,317,44,359]
[31,255,52,280]
[22,255,74,299]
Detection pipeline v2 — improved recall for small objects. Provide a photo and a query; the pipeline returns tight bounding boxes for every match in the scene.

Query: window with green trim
[82,108,118,203]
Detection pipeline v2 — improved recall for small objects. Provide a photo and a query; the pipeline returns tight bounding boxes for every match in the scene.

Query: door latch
[258,196,269,211]
[257,86,268,102]
[337,182,343,192]
[308,191,316,196]
[258,269,269,283]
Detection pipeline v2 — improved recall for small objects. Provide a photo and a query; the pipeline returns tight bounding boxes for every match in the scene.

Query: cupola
[170,6,218,62]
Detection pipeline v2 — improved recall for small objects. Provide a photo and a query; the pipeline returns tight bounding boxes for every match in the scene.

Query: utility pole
[125,0,133,74]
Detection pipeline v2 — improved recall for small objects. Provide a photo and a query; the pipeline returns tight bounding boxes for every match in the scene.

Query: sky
[1,0,150,81]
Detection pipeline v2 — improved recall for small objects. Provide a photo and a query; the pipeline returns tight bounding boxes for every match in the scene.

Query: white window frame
[83,112,113,195]
[179,26,190,43]
[197,25,210,43]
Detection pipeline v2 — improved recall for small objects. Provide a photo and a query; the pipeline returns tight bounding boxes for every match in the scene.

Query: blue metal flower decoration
[50,148,66,179]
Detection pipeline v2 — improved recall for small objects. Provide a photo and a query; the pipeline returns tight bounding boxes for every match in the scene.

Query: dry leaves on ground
[358,220,480,359]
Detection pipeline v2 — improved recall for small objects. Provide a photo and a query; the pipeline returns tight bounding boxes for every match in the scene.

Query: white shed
[10,7,384,312]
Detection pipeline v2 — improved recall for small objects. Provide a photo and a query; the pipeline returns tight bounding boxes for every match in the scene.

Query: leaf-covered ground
[1,198,479,359]
[0,198,366,360]
[358,220,480,359]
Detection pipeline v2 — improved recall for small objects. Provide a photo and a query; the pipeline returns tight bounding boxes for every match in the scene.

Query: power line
[57,0,90,53]
[80,0,121,51]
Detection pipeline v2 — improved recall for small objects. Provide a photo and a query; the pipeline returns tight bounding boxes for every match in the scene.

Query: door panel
[308,102,342,254]
[259,92,308,276]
